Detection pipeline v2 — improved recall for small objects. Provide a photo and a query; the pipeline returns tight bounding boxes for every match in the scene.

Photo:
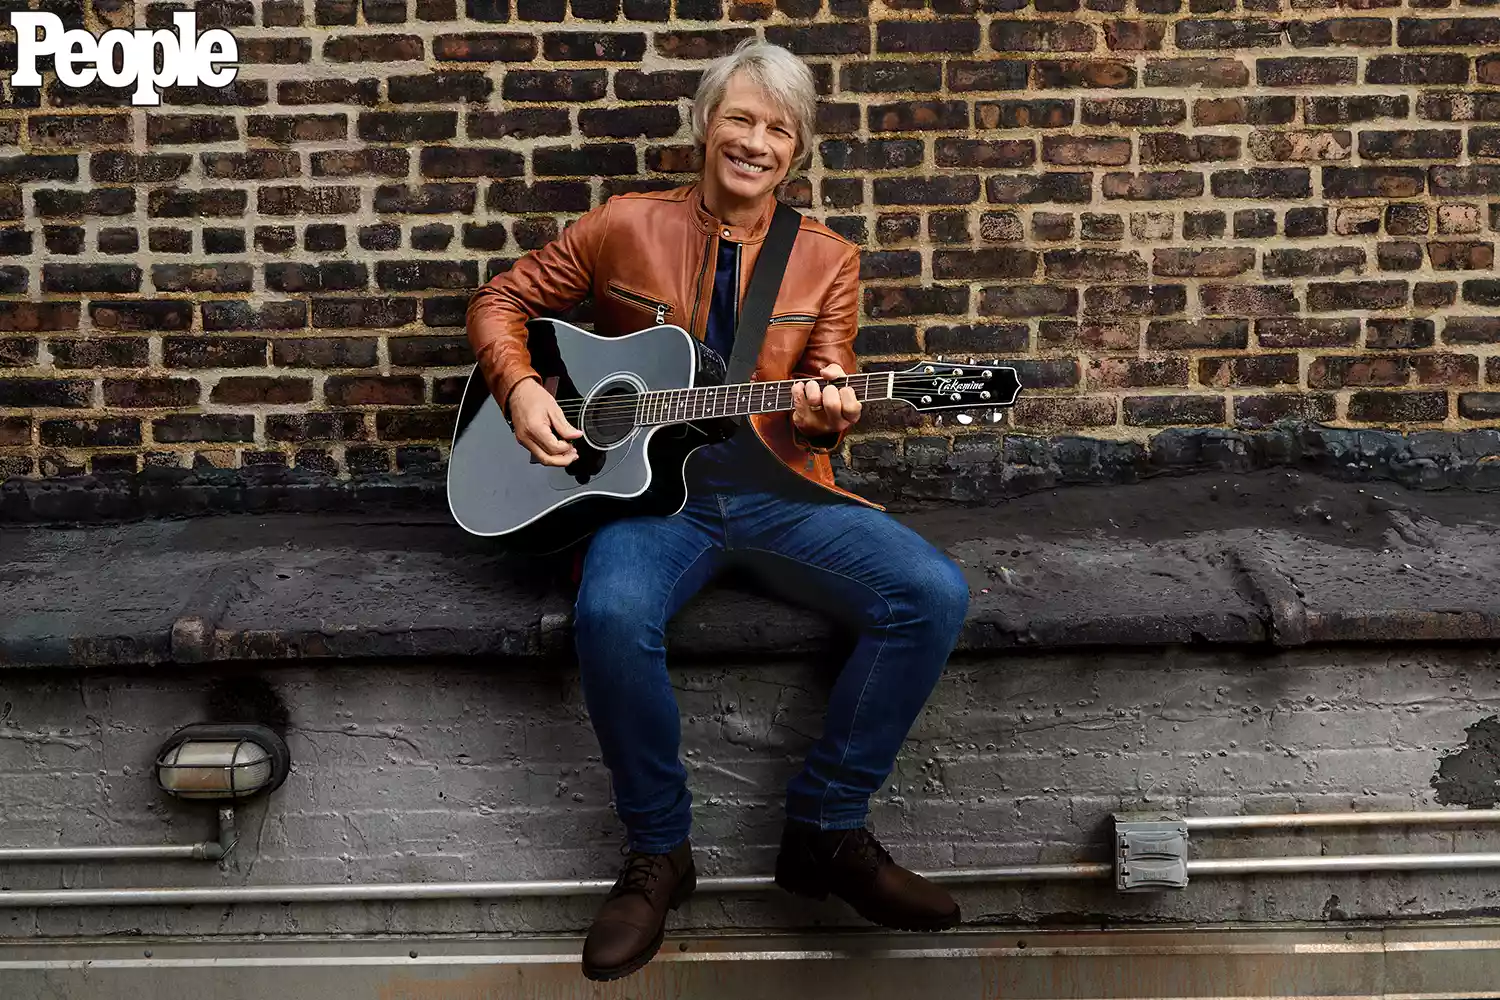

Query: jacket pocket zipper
[769,313,817,325]
[608,282,672,325]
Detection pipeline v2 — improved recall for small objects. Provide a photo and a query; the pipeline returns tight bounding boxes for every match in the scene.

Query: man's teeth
[730,156,767,173]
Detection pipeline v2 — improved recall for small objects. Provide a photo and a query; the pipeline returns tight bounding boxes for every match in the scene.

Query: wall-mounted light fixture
[155,724,291,801]
[0,722,291,864]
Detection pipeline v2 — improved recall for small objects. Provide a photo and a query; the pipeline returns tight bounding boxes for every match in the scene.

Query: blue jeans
[573,488,970,854]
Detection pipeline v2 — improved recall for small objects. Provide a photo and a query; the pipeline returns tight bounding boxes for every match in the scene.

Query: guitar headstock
[888,358,1023,424]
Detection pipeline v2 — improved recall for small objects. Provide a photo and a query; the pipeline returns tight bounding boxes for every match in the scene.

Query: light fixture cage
[155,724,291,801]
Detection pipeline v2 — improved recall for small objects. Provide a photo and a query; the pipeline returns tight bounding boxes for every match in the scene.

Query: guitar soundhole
[582,378,640,449]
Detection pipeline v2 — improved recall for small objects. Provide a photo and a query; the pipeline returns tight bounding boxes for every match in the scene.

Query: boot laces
[612,850,664,898]
[833,829,893,874]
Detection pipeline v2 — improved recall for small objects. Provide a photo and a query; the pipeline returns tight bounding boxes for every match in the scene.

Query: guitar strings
[539,373,1005,423]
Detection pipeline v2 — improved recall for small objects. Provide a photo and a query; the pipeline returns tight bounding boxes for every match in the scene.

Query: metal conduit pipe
[1184,809,1500,831]
[0,808,237,865]
[8,852,1500,908]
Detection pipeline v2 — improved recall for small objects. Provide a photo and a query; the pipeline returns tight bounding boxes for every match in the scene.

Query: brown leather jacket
[464,181,875,507]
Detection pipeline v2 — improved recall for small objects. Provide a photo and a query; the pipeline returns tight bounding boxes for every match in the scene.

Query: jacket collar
[689,180,778,245]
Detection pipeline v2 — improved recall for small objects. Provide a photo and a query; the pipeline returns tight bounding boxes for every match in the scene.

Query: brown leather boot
[581,840,696,982]
[774,822,960,931]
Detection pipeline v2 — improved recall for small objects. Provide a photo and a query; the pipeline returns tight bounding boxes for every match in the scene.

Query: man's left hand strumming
[791,362,862,440]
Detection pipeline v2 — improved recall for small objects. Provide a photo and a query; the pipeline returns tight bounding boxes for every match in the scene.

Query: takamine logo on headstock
[934,378,987,395]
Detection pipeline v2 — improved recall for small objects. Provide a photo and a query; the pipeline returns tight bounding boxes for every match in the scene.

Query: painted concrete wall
[2,644,1499,938]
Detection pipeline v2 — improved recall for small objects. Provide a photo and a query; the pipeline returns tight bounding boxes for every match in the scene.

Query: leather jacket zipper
[769,313,817,324]
[608,281,671,324]
[689,234,713,338]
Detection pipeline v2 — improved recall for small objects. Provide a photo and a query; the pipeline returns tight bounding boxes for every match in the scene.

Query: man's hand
[791,363,861,440]
[508,377,583,467]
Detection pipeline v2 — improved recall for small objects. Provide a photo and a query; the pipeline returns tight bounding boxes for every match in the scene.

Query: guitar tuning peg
[933,414,945,426]
[956,413,973,425]
[990,411,1003,423]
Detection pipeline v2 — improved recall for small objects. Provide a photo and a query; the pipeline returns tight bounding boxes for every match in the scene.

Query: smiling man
[466,38,970,981]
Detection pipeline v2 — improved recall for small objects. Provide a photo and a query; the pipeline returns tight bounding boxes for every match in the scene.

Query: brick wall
[1,0,1499,483]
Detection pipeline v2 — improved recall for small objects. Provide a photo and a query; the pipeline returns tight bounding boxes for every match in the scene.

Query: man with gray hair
[467,37,969,981]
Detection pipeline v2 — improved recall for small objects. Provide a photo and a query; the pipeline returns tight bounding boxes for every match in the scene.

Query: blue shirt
[684,238,778,492]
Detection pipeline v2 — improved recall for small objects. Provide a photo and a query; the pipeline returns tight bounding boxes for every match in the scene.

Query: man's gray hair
[690,37,817,174]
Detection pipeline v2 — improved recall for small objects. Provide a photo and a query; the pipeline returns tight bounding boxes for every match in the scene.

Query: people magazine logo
[8,12,239,106]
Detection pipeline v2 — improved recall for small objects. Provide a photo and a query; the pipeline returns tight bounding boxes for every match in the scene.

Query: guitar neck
[637,372,895,426]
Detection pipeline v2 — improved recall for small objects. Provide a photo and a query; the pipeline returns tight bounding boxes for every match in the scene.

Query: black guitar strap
[723,200,801,424]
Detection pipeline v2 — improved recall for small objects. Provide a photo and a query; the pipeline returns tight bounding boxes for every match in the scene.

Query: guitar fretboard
[635,372,894,425]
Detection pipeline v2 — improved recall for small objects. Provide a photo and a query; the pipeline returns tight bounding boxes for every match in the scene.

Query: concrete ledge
[4,468,1500,670]
[3,421,1500,526]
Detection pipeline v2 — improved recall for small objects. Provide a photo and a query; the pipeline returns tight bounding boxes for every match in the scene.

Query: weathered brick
[1144,58,1249,87]
[1307,280,1409,311]
[1084,285,1187,317]
[103,378,201,408]
[873,176,981,205]
[274,338,380,367]
[869,101,969,132]
[1264,247,1367,278]
[932,249,1038,280]
[1142,134,1240,164]
[154,415,256,443]
[1202,285,1300,316]
[1194,96,1297,126]
[1366,54,1470,85]
[467,109,571,140]
[975,100,1074,130]
[249,114,348,143]
[1044,249,1146,281]
[326,375,426,406]
[212,377,315,406]
[357,112,456,143]
[0,379,92,408]
[1153,248,1256,278]
[1444,317,1500,343]
[1258,58,1358,87]
[1200,355,1299,388]
[1147,318,1250,349]
[323,33,423,61]
[878,19,980,52]
[1089,357,1188,388]
[762,23,868,54]
[41,264,140,293]
[90,152,191,183]
[1248,130,1352,163]
[1360,130,1463,160]
[40,418,141,447]
[990,20,1096,50]
[934,138,1034,168]
[1324,166,1427,199]
[0,302,80,333]
[28,116,130,147]
[1124,394,1225,426]
[312,298,420,329]
[944,61,1029,92]
[1033,61,1137,89]
[1177,19,1284,48]
[987,173,1091,204]
[1103,172,1205,200]
[146,115,238,144]
[1235,393,1337,428]
[863,285,970,318]
[1289,17,1391,47]
[373,183,477,213]
[1347,390,1448,423]
[1211,168,1312,199]
[486,181,591,212]
[1041,135,1131,167]
[389,72,494,103]
[434,32,537,60]
[1305,95,1409,125]
[1431,167,1500,196]
[164,337,268,368]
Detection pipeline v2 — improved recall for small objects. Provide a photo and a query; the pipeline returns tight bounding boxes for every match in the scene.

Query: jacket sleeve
[465,199,613,418]
[790,243,860,454]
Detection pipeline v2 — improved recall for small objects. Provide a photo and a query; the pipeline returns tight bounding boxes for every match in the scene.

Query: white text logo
[9,12,238,107]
